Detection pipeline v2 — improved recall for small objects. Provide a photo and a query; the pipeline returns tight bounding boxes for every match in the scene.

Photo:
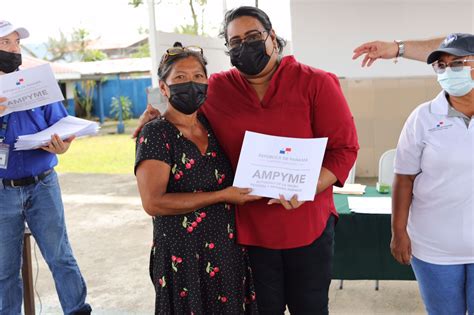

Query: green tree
[131,42,150,58]
[128,0,144,8]
[74,80,96,119]
[44,28,107,62]
[130,27,150,58]
[71,28,89,60]
[83,49,107,62]
[45,30,71,62]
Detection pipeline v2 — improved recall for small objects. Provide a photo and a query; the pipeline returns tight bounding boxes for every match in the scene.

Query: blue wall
[75,77,151,121]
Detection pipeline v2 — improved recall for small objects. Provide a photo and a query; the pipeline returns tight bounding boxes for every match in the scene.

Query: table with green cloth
[333,187,415,280]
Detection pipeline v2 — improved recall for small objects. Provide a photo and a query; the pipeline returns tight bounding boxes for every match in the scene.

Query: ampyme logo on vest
[279,147,292,154]
[428,121,454,132]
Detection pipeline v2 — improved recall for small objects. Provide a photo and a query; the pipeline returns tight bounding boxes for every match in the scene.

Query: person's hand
[41,134,75,154]
[132,104,161,138]
[352,41,399,67]
[220,187,262,205]
[268,194,305,210]
[390,229,412,265]
[0,97,7,115]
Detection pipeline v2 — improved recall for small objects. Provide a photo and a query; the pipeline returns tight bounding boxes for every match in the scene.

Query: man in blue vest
[0,20,91,315]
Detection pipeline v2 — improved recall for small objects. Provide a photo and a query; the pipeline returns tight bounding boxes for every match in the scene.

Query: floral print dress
[135,115,258,315]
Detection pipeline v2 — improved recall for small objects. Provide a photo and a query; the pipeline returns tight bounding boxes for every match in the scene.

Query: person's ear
[159,81,169,98]
[270,29,278,52]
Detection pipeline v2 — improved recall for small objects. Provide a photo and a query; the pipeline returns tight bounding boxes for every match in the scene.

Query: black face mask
[167,81,208,115]
[229,40,270,76]
[0,50,22,73]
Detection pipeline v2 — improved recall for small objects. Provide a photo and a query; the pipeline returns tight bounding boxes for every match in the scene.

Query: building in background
[87,36,148,59]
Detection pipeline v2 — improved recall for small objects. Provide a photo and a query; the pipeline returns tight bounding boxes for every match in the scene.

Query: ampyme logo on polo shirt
[428,121,453,132]
[279,147,292,154]
[16,78,25,86]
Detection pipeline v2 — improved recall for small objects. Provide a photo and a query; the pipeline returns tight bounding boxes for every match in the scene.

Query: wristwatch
[395,40,405,58]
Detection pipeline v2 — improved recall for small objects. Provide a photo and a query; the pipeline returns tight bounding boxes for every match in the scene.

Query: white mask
[437,66,474,97]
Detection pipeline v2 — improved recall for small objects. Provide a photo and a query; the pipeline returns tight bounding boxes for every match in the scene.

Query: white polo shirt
[395,91,474,265]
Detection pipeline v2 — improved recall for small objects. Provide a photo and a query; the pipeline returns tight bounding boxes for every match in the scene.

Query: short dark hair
[157,42,208,81]
[219,6,287,54]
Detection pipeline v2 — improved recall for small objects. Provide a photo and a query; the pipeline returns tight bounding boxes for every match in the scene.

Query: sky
[3,0,292,56]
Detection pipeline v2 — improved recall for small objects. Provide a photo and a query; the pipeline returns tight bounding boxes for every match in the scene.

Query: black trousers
[247,215,335,315]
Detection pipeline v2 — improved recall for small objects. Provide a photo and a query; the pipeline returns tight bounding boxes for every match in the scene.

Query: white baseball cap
[0,20,29,39]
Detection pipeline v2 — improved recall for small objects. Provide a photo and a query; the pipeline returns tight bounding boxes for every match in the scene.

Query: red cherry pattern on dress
[214,169,226,185]
[205,242,215,250]
[182,211,207,233]
[158,276,166,288]
[171,164,184,181]
[206,262,220,278]
[218,296,227,303]
[181,153,195,170]
[171,256,183,272]
[227,224,234,239]
[179,288,188,298]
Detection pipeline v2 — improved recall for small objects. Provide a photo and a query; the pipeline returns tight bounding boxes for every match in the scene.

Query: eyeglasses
[432,58,474,74]
[163,46,203,61]
[226,30,269,50]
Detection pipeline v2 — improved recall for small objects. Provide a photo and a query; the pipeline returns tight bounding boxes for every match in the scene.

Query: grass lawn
[56,134,136,174]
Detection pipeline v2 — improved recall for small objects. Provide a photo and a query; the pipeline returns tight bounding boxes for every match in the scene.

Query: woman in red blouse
[135,6,358,315]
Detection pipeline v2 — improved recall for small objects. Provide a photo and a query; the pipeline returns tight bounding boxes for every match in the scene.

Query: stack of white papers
[333,183,367,195]
[348,197,392,214]
[15,116,100,150]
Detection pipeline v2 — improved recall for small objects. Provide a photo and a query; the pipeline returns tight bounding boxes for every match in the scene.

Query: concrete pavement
[28,173,425,314]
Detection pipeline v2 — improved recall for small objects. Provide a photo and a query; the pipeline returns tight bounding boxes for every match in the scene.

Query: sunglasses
[164,46,203,60]
[432,58,474,74]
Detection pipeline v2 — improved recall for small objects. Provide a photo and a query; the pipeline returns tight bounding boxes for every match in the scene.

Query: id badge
[0,143,10,169]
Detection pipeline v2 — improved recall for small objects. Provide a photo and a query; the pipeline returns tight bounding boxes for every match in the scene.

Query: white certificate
[233,131,328,201]
[0,64,65,117]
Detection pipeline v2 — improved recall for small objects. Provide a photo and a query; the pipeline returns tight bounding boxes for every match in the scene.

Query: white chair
[344,163,356,185]
[378,149,396,186]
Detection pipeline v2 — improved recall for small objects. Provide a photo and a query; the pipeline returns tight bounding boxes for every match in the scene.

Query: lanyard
[0,114,10,142]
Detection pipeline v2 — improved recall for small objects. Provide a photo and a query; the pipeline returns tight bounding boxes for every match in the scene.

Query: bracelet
[393,40,405,63]
[395,40,405,57]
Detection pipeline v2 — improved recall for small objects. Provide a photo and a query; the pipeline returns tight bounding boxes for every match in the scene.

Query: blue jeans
[0,171,91,315]
[411,256,474,315]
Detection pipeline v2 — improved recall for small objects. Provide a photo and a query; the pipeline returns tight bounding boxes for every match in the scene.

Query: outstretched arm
[136,159,261,216]
[352,37,444,67]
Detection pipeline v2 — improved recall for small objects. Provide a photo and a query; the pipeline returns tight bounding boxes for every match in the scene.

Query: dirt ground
[27,173,425,315]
